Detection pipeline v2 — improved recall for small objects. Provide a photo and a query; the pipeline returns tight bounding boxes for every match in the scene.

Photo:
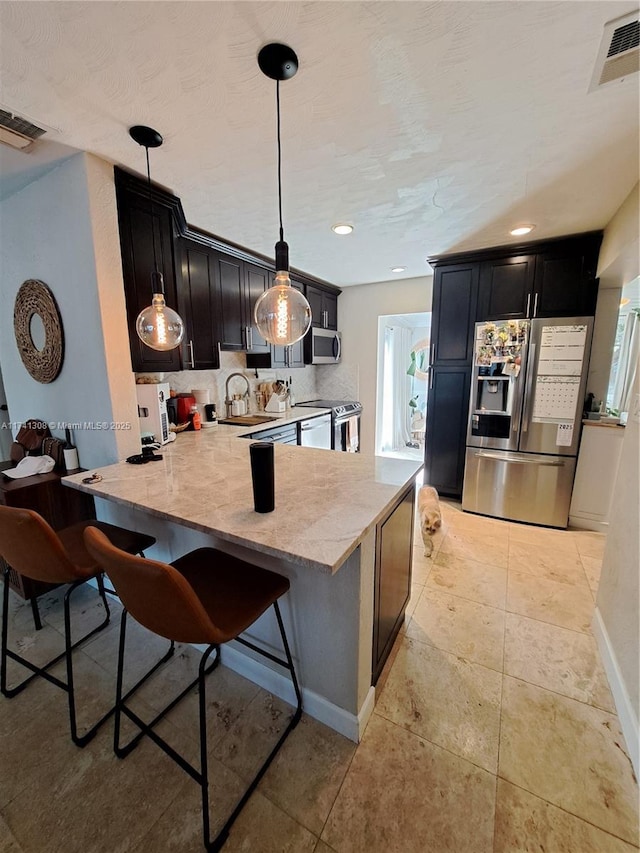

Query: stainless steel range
[296,400,362,452]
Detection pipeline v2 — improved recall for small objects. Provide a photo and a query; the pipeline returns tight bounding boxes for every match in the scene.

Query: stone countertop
[63,426,422,574]
[581,419,625,429]
[213,406,332,435]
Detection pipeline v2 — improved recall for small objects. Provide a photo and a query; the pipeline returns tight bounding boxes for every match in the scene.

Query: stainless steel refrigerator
[462,316,593,527]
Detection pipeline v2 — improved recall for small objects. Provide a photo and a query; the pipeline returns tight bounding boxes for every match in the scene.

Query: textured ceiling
[0,1,638,286]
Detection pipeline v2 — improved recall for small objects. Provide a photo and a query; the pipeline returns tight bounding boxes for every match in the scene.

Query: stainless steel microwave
[307,327,341,364]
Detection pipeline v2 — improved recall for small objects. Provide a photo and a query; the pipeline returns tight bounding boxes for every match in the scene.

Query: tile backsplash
[316,362,359,402]
[136,350,319,413]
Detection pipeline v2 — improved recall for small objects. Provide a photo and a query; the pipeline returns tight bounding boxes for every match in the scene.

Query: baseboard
[219,643,371,743]
[569,515,609,533]
[592,607,639,780]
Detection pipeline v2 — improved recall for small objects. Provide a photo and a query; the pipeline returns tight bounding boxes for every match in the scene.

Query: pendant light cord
[145,145,164,294]
[276,79,284,243]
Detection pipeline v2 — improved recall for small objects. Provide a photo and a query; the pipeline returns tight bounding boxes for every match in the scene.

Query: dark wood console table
[0,465,96,628]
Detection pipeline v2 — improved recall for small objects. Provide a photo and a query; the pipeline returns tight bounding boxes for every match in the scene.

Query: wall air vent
[0,108,47,151]
[589,11,640,92]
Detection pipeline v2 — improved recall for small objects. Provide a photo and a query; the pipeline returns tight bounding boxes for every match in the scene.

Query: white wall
[0,153,138,468]
[84,154,140,461]
[591,183,640,778]
[587,287,622,407]
[587,183,640,407]
[597,183,639,288]
[594,363,640,777]
[317,276,433,455]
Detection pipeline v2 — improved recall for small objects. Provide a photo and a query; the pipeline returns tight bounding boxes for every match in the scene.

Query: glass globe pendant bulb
[254,271,312,346]
[136,292,185,352]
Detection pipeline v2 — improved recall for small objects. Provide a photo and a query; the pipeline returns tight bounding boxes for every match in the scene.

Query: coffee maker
[135,383,170,444]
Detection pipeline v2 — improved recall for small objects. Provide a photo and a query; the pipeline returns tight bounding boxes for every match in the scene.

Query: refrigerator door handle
[521,342,536,433]
[474,451,566,467]
[512,336,528,436]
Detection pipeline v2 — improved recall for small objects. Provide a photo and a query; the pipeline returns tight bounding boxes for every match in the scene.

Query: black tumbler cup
[249,442,275,513]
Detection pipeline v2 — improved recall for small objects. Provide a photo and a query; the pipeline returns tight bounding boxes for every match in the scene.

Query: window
[607,277,640,414]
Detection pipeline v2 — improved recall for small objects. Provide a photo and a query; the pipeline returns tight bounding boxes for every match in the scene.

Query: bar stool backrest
[83,526,221,644]
[0,506,77,583]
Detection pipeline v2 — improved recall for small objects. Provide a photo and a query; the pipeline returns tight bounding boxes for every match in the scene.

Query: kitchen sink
[217,414,280,426]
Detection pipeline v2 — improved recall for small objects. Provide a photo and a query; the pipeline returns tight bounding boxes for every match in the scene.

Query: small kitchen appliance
[135,383,170,445]
[306,328,341,364]
[193,388,217,428]
[176,393,196,424]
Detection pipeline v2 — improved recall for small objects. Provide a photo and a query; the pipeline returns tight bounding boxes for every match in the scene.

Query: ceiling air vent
[0,108,47,151]
[589,11,640,92]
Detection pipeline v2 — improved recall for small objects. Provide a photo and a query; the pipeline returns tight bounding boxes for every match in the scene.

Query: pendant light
[254,43,312,347]
[129,125,185,352]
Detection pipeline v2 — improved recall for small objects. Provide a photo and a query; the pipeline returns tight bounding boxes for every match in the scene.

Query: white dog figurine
[418,485,442,556]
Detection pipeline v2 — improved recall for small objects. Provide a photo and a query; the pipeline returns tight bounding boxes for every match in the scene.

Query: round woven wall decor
[14,279,64,383]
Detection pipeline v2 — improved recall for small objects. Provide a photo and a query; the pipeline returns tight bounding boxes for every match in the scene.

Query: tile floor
[1,501,638,852]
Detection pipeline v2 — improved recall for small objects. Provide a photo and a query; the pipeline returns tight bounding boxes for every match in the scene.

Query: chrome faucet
[224,372,251,417]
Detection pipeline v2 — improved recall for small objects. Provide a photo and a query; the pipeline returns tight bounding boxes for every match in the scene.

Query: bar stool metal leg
[113,609,181,759]
[112,599,302,852]
[2,568,109,698]
[63,577,113,747]
[211,600,302,851]
[2,567,116,745]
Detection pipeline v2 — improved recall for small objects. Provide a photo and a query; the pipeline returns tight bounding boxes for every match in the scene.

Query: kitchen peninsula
[63,422,421,742]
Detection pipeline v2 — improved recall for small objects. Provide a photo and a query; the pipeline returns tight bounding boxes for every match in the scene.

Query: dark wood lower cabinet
[372,484,415,684]
[424,369,472,498]
[0,470,96,602]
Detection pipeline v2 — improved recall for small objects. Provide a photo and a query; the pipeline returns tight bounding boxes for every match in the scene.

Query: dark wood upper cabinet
[431,264,479,366]
[216,259,271,354]
[477,256,536,320]
[474,234,601,321]
[115,167,340,369]
[307,284,338,330]
[114,169,182,373]
[178,239,220,370]
[323,291,338,330]
[213,251,245,351]
[243,263,271,354]
[306,286,324,328]
[533,246,599,317]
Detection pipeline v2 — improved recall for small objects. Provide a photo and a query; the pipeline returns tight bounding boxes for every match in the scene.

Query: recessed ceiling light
[510,225,535,236]
[620,297,630,307]
[391,266,406,273]
[332,223,353,235]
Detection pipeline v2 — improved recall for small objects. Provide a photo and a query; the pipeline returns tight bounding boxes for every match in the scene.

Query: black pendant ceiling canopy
[257,43,298,81]
[129,125,163,149]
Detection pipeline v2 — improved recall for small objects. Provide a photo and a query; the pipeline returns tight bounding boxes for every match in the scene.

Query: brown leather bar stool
[84,526,303,853]
[0,506,156,746]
